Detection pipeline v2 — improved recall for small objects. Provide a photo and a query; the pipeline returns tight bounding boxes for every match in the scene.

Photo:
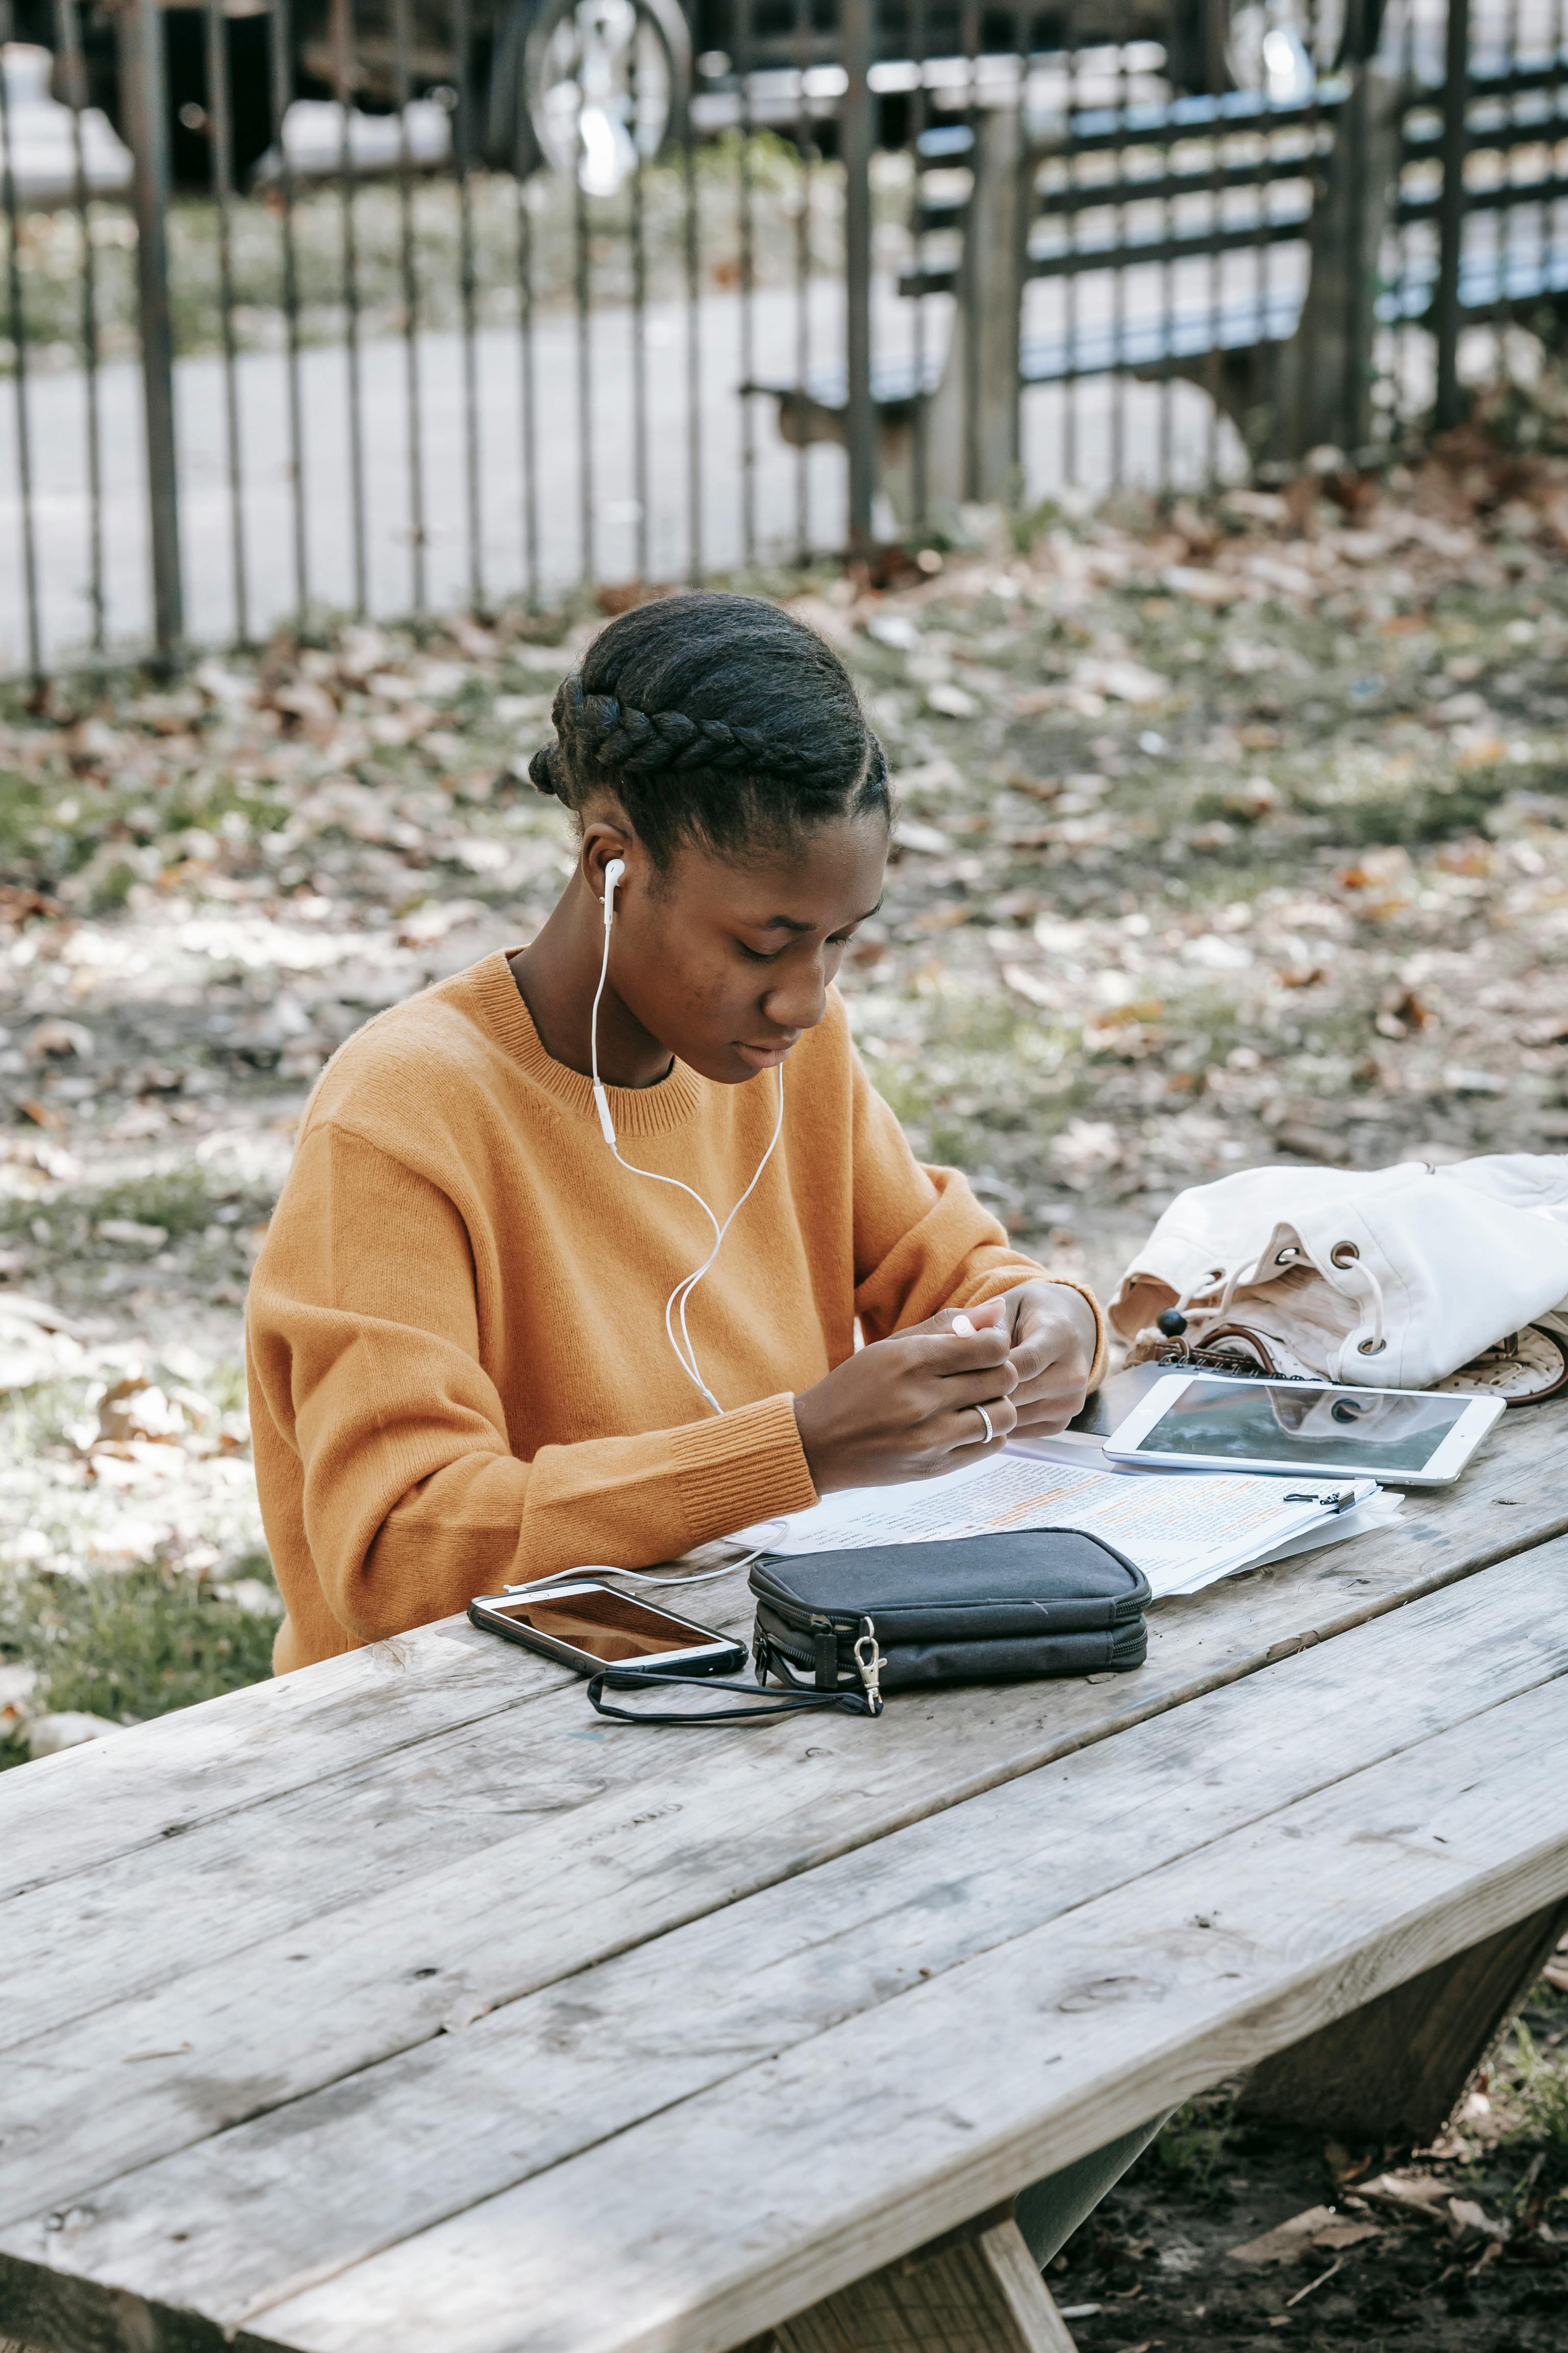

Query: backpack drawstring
[1172,1233,1388,1366]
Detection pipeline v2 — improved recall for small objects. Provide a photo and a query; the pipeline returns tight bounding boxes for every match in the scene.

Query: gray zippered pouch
[749,1529,1151,1707]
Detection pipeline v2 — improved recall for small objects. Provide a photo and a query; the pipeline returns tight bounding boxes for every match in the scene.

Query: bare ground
[3,418,1567,2333]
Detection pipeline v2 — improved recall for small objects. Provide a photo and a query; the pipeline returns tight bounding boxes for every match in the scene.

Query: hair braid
[527,591,891,864]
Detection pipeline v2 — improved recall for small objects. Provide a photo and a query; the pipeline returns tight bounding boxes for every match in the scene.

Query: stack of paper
[737,1451,1400,1600]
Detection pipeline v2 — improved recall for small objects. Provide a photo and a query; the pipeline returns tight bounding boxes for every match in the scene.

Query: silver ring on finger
[970,1403,994,1445]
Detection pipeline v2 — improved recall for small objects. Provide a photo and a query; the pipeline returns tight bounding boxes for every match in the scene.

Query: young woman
[247,591,1106,1677]
[246,591,1160,2273]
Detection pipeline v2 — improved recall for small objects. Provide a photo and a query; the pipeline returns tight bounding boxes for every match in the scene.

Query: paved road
[0,268,1254,672]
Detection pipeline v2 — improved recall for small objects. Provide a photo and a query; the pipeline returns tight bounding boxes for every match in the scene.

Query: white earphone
[589,855,785,1415]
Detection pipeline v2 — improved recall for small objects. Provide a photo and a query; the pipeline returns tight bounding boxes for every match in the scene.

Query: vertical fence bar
[0,22,41,683]
[57,0,105,658]
[1063,0,1080,487]
[332,0,368,618]
[509,25,538,605]
[1501,0,1520,376]
[629,43,649,586]
[1435,0,1471,425]
[393,0,428,613]
[454,0,483,609]
[1111,0,1129,486]
[1158,0,1176,487]
[268,0,309,620]
[961,0,979,498]
[1396,0,1416,443]
[1250,38,1273,471]
[1555,0,1567,413]
[517,170,540,609]
[205,0,250,643]
[908,0,928,537]
[842,0,876,550]
[683,92,703,583]
[1011,16,1027,507]
[737,0,757,569]
[120,0,183,661]
[1202,10,1222,485]
[792,0,815,562]
[573,146,594,587]
[1341,0,1368,455]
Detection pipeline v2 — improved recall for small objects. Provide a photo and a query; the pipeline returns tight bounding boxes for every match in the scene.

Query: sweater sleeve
[848,1040,1108,1384]
[247,1123,817,1647]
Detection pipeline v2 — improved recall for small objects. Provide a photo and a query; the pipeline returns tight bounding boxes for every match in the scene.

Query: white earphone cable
[590,862,784,1414]
[507,1527,787,1602]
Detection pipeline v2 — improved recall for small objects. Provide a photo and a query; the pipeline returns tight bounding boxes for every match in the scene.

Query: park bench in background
[1,1402,1566,2353]
[750,50,1568,514]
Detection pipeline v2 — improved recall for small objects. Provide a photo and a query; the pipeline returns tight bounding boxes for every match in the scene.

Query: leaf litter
[1050,1959,1568,2348]
[0,419,1565,2322]
[3,434,1568,1746]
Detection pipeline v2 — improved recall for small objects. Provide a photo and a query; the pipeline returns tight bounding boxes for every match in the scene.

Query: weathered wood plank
[1,1408,1558,1915]
[772,2214,1081,2353]
[1239,1895,1568,2143]
[3,1550,1565,2334]
[0,1613,567,1905]
[140,1674,1568,2353]
[3,1425,1560,2065]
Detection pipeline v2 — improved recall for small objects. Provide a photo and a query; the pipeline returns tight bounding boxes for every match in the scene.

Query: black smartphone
[468,1581,747,1678]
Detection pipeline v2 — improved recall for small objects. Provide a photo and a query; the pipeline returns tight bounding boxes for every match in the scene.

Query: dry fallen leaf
[24,1019,94,1062]
[1228,2207,1383,2266]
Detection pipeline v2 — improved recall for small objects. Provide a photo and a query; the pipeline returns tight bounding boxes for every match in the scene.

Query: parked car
[13,0,1379,194]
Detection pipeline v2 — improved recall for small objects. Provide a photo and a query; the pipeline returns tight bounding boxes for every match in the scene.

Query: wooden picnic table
[3,1405,1567,2353]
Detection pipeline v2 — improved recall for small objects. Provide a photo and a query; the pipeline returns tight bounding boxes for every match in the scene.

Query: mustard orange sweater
[247,951,1106,1672]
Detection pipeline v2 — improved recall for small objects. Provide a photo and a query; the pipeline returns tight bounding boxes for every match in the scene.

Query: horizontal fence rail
[0,0,1564,679]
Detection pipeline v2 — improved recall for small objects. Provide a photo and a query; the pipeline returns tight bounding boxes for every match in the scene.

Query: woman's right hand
[792,1319,1018,1494]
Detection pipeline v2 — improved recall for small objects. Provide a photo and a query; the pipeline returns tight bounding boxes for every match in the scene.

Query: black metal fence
[1,0,1565,678]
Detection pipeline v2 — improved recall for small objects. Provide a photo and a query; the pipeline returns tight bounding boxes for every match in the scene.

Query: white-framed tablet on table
[1103,1371,1505,1487]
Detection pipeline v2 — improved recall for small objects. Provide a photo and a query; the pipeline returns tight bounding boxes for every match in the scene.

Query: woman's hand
[793,1320,1019,1494]
[962,1281,1100,1435]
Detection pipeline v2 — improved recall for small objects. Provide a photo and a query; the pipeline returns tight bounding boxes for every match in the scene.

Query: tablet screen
[1131,1377,1472,1474]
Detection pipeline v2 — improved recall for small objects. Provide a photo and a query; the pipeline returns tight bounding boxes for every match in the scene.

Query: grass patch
[0,1165,274,1248]
[0,1555,280,1747]
[0,769,48,867]
[1508,2016,1568,2148]
[1146,2095,1233,2196]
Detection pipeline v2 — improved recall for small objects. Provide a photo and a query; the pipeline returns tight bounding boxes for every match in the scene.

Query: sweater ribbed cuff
[960,1272,1110,1393]
[669,1391,819,1549]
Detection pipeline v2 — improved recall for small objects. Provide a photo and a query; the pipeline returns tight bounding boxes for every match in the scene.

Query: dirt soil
[1052,1973,1568,2351]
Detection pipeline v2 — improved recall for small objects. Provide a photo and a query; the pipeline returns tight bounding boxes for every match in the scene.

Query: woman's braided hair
[529,591,890,866]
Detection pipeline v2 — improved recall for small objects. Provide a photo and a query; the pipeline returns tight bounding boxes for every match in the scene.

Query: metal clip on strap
[853,1619,885,1716]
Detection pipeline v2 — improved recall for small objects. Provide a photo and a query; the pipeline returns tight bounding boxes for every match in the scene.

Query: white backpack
[1109,1154,1568,1393]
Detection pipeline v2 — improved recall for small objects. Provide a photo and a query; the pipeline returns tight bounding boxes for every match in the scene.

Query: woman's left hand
[947,1281,1099,1435]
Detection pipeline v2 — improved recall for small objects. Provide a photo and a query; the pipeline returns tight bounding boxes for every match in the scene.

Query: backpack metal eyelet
[1357,1337,1387,1355]
[1330,1242,1360,1268]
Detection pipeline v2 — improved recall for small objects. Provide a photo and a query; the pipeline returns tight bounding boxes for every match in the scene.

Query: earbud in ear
[603,857,626,928]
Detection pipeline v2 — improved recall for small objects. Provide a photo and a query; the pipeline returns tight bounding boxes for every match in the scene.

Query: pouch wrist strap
[586,1669,875,1727]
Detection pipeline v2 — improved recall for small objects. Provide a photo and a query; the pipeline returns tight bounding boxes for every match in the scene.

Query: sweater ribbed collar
[475,949,707,1138]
